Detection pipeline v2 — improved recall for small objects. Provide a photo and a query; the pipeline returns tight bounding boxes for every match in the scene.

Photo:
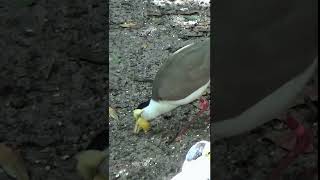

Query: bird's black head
[137,99,150,109]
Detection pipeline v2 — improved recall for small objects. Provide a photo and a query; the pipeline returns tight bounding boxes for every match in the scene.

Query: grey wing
[152,40,210,101]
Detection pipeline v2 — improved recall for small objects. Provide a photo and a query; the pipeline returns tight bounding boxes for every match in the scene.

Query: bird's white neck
[141,81,210,120]
[141,99,178,120]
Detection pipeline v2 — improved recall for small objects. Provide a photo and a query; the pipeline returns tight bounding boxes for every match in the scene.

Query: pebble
[61,155,70,160]
[82,134,88,140]
[57,121,63,126]
[45,165,51,171]
[35,160,41,164]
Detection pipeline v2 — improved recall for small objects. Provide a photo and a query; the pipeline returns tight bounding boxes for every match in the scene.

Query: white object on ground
[171,140,210,180]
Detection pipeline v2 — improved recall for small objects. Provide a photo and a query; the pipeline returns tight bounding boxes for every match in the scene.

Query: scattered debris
[119,21,137,28]
[109,107,119,120]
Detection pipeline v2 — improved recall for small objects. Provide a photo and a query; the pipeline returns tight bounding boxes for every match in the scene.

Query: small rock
[57,121,63,126]
[61,155,70,160]
[81,134,88,140]
[45,165,51,171]
[24,28,36,36]
[40,147,51,153]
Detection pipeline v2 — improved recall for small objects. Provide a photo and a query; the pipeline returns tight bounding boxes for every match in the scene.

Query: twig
[46,58,55,80]
[147,10,199,17]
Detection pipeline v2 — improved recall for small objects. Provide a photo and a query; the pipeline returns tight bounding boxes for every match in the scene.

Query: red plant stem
[175,109,206,141]
[270,115,313,180]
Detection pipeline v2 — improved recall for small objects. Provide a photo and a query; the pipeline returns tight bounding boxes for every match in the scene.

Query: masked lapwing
[133,39,210,134]
[211,1,317,179]
[212,0,318,142]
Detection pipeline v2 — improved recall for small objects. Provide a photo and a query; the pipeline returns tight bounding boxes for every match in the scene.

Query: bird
[211,0,317,178]
[133,38,210,134]
[171,140,210,180]
[75,130,108,180]
[212,59,318,140]
[212,0,318,141]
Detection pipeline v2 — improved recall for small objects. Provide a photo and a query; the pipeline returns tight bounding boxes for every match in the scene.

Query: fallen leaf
[0,143,29,180]
[119,22,137,28]
[109,107,118,120]
[184,15,199,21]
[142,43,148,49]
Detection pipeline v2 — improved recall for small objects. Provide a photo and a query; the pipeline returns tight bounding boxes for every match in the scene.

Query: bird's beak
[133,109,143,120]
[133,109,150,134]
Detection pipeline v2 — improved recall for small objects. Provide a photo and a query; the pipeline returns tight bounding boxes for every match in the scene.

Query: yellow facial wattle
[133,109,143,120]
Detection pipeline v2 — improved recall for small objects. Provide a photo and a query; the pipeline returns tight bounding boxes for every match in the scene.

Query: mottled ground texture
[0,0,106,179]
[109,0,210,179]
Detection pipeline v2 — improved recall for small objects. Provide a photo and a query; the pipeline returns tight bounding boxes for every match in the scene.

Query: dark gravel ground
[0,0,107,179]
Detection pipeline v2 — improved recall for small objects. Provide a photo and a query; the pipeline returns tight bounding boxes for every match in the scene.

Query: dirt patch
[0,0,107,179]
